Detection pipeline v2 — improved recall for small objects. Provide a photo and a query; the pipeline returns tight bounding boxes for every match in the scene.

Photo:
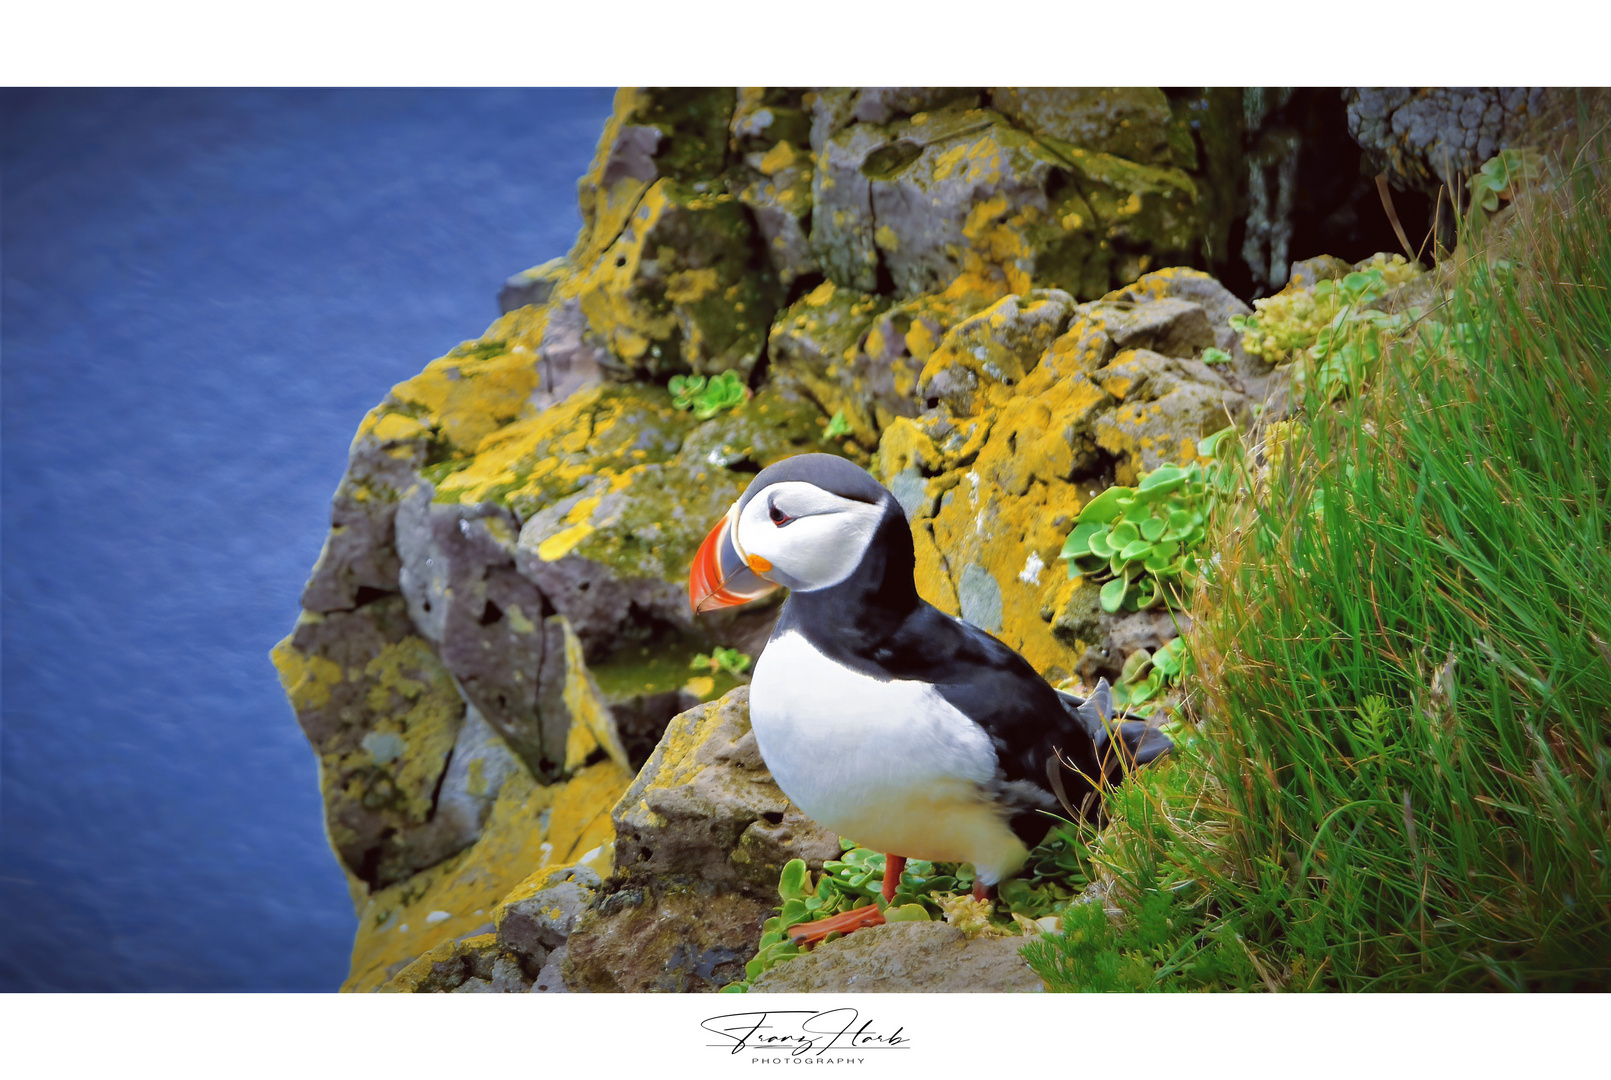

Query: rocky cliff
[273,87,1551,992]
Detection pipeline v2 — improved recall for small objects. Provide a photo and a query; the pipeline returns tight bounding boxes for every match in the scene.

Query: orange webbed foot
[786,903,886,949]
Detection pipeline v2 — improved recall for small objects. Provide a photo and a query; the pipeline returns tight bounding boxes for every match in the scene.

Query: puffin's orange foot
[787,903,886,949]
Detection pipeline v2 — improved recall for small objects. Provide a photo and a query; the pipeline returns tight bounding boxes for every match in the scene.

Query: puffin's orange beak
[689,503,781,613]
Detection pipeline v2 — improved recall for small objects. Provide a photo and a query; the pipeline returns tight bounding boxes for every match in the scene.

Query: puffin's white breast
[749,629,1023,879]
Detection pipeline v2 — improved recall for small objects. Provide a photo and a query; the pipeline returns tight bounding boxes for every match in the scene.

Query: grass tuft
[1026,136,1611,991]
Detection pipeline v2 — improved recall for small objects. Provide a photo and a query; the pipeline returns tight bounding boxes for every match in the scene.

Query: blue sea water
[0,87,616,991]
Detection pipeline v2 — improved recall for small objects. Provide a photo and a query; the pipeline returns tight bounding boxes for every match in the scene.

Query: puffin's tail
[1055,678,1174,779]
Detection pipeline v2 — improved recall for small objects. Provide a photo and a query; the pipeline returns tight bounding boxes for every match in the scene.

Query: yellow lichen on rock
[562,174,782,378]
[432,383,668,510]
[378,933,512,994]
[271,633,342,713]
[916,290,1073,415]
[877,300,1135,677]
[757,139,798,176]
[344,757,631,992]
[343,636,465,822]
[557,617,632,773]
[365,340,543,460]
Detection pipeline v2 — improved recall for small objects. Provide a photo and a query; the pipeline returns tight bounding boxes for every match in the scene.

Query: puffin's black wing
[1054,684,1175,776]
[803,597,1110,846]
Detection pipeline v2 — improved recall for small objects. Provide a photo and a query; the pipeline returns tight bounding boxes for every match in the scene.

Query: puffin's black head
[689,453,909,613]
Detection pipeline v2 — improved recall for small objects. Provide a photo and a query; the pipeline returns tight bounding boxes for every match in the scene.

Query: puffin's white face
[732,480,885,593]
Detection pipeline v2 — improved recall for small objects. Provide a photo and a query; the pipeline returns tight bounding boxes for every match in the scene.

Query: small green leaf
[1109,521,1140,549]
[1099,577,1129,613]
[1140,515,1166,542]
[1138,464,1189,494]
[1086,529,1114,558]
[1119,648,1153,685]
[1061,522,1103,559]
[1197,428,1235,458]
[778,859,811,902]
[1078,485,1133,524]
[1119,539,1152,561]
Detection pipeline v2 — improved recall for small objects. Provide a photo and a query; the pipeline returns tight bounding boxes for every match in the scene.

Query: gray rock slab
[748,921,1046,993]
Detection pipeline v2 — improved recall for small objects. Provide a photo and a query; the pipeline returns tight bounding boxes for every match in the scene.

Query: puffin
[688,453,1171,945]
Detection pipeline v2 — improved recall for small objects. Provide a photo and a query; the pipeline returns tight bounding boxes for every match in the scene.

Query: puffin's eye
[768,503,793,526]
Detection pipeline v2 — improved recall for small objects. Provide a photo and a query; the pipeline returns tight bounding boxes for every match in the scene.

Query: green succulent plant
[668,370,749,420]
[690,646,752,678]
[821,410,852,440]
[1467,147,1546,238]
[1113,634,1191,710]
[1059,431,1237,614]
[1230,260,1412,363]
[1226,256,1469,403]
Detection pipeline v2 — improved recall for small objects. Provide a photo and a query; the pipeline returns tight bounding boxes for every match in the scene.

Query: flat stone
[748,921,1046,993]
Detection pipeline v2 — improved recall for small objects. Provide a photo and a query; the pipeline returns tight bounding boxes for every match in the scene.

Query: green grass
[1025,149,1611,991]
